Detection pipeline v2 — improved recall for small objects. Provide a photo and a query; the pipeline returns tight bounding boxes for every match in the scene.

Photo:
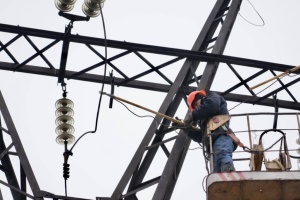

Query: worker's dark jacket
[188,92,237,152]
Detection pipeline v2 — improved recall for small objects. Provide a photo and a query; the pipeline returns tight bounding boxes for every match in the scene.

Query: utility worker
[182,90,237,172]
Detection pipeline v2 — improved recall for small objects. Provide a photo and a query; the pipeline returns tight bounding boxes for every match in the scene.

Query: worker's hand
[171,117,184,128]
[183,113,194,127]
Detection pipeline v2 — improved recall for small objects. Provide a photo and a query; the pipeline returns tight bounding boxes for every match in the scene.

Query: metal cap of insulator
[55,0,77,12]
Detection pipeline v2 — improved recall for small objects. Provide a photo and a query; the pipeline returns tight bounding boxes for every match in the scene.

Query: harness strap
[222,125,244,148]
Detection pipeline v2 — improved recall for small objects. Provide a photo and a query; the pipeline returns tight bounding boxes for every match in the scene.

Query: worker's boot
[221,163,235,172]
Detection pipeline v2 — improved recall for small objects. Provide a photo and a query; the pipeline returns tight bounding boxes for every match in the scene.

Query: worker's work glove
[183,113,194,127]
[171,117,184,128]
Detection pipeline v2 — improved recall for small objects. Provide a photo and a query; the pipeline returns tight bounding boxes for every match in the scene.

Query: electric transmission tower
[0,0,300,199]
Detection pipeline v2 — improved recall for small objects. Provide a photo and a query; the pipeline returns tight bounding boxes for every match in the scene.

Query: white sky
[0,0,300,199]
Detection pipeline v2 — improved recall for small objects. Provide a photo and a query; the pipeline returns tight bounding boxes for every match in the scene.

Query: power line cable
[238,0,265,27]
[113,97,205,152]
[115,99,156,119]
[228,73,288,111]
[70,6,108,153]
[65,5,108,198]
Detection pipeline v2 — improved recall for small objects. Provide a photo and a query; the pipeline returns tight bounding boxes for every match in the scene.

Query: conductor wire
[70,5,108,153]
[238,0,265,27]
[228,73,288,111]
[65,6,108,197]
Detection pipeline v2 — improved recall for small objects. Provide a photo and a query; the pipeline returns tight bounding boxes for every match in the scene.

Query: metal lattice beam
[0,91,43,200]
[0,61,298,110]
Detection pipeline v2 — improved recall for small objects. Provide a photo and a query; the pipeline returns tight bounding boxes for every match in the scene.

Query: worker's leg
[212,134,235,172]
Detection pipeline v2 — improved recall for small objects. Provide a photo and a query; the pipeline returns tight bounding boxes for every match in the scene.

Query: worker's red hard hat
[187,90,207,111]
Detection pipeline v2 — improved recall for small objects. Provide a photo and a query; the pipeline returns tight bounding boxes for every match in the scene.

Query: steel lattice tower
[0,0,300,199]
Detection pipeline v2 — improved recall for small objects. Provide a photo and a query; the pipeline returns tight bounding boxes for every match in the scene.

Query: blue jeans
[212,134,234,172]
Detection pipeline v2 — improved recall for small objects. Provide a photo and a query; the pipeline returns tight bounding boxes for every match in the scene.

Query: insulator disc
[55,107,74,117]
[56,133,75,145]
[82,3,101,17]
[55,98,74,109]
[56,124,75,135]
[55,115,74,126]
[59,0,77,5]
[84,0,104,10]
[91,0,106,4]
[55,0,75,12]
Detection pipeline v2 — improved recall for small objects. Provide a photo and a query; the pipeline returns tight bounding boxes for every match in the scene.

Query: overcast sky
[1,0,300,199]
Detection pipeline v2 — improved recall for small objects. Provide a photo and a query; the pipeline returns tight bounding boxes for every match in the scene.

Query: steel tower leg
[0,91,43,200]
[153,1,242,199]
[108,0,242,199]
